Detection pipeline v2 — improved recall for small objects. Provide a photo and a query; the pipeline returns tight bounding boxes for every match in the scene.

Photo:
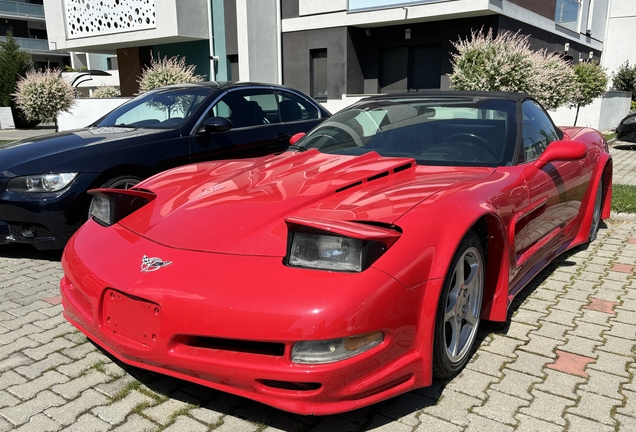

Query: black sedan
[616,111,636,143]
[0,82,330,249]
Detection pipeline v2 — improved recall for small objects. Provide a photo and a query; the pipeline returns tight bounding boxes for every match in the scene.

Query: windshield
[298,97,517,166]
[95,87,212,129]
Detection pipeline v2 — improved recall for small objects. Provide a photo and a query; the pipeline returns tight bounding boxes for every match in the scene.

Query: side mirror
[198,117,233,134]
[289,132,305,146]
[534,141,587,169]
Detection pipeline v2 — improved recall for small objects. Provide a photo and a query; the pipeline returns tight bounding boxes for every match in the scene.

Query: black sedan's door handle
[275,133,291,141]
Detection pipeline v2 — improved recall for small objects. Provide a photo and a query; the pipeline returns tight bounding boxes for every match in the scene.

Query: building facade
[44,0,621,110]
[0,0,69,69]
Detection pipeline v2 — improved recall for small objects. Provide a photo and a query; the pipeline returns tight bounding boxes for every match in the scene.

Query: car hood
[0,127,168,177]
[120,150,494,255]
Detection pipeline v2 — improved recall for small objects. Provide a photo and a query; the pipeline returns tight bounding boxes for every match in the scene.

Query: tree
[0,31,37,128]
[569,61,608,126]
[612,61,636,107]
[91,86,120,98]
[137,53,204,94]
[449,28,576,110]
[13,68,76,132]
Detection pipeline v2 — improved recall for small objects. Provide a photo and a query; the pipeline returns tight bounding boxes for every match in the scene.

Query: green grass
[612,184,636,214]
[0,140,12,145]
[603,132,617,141]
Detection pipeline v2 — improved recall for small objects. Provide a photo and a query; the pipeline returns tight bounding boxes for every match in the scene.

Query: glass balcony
[0,34,50,51]
[348,0,448,12]
[0,0,45,17]
[554,0,580,32]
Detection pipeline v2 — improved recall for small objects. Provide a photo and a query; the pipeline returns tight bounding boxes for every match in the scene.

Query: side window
[277,91,319,123]
[521,100,559,162]
[211,89,279,129]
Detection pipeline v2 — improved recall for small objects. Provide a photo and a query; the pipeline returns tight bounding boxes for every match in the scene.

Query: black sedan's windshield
[299,97,518,167]
[95,87,213,129]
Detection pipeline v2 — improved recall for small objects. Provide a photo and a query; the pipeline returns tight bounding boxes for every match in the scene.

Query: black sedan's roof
[156,81,308,94]
[361,90,532,102]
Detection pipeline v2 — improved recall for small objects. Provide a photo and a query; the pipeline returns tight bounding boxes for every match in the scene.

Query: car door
[514,100,591,268]
[190,88,293,162]
[276,89,325,135]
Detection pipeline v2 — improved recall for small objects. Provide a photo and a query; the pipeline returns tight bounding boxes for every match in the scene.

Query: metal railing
[0,34,50,51]
[0,0,45,17]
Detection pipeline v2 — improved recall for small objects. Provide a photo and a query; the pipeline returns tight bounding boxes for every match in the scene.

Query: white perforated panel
[65,0,156,40]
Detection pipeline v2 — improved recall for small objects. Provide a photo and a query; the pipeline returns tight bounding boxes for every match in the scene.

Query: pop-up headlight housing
[89,188,156,226]
[285,217,401,272]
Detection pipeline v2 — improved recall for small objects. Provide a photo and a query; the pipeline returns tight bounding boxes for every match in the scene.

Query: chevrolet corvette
[60,91,612,415]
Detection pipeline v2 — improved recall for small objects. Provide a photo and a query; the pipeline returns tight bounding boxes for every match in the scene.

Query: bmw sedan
[0,82,329,249]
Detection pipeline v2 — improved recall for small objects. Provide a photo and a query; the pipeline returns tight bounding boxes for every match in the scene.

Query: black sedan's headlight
[285,218,400,272]
[6,173,78,193]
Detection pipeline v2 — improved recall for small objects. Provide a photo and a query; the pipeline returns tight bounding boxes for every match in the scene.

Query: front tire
[432,231,485,378]
[588,176,603,243]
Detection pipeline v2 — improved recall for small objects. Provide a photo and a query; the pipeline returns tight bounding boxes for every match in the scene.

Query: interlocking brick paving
[608,263,636,273]
[583,298,618,314]
[546,351,596,378]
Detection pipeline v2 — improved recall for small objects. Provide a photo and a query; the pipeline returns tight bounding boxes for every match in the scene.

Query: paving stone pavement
[0,146,634,431]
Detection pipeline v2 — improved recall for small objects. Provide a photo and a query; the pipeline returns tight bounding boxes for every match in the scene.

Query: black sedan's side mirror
[197,117,233,134]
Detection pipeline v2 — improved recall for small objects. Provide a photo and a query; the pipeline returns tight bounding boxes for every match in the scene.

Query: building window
[106,57,118,70]
[228,55,239,81]
[555,0,581,32]
[380,45,442,93]
[310,49,328,101]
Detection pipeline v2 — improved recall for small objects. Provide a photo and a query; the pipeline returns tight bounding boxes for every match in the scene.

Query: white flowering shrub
[91,86,120,98]
[137,53,205,94]
[13,68,76,124]
[450,29,575,110]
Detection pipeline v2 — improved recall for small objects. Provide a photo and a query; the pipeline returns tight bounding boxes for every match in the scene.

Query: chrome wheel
[443,246,484,362]
[432,231,485,378]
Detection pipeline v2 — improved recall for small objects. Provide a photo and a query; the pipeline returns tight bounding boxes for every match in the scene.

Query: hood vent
[335,162,415,195]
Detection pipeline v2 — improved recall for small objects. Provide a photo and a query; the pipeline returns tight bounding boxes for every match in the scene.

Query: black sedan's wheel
[87,175,143,220]
[589,176,603,243]
[432,231,484,378]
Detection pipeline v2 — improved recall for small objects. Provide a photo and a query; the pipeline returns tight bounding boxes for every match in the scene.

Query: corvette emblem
[141,255,172,273]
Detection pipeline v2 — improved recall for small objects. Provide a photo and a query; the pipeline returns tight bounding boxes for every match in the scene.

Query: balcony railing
[0,0,45,17]
[554,0,580,32]
[0,34,50,51]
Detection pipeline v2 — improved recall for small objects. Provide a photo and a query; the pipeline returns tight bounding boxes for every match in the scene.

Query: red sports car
[60,91,612,415]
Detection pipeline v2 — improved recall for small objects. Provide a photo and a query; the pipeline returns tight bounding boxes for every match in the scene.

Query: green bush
[137,53,204,94]
[569,61,608,125]
[612,61,636,100]
[13,68,76,130]
[449,28,576,110]
[91,86,120,98]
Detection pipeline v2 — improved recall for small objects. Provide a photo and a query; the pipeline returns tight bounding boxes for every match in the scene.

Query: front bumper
[0,173,99,249]
[61,221,438,414]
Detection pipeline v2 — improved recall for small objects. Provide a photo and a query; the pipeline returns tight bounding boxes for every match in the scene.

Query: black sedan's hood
[0,127,171,177]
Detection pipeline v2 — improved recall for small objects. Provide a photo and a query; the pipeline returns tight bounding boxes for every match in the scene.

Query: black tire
[432,231,485,378]
[588,176,603,243]
[87,175,143,220]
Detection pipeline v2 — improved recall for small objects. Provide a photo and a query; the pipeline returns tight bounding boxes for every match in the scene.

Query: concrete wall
[549,91,631,131]
[602,0,636,76]
[58,98,130,132]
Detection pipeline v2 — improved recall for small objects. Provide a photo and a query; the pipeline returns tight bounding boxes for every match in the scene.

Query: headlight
[88,188,156,226]
[288,232,389,272]
[292,332,384,364]
[7,173,78,192]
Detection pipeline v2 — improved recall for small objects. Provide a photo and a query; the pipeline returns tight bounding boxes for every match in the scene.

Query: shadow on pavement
[0,243,62,262]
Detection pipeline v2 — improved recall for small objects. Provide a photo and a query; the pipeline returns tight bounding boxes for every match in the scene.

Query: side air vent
[335,181,362,193]
[393,163,413,173]
[367,171,389,182]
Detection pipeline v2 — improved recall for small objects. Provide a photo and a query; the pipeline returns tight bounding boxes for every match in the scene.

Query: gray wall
[245,0,279,83]
[282,27,347,100]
